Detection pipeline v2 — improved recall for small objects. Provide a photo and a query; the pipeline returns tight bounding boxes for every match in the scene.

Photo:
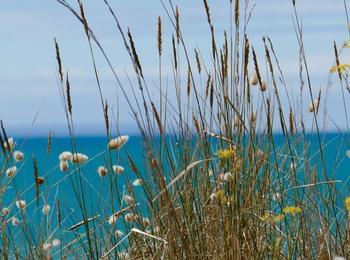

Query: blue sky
[0,0,348,136]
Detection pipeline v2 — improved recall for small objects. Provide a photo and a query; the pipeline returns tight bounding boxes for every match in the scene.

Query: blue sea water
[2,133,350,247]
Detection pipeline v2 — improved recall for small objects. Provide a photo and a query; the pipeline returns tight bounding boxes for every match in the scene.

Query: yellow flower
[215,189,225,202]
[217,148,236,159]
[344,40,350,48]
[273,214,285,222]
[262,213,274,222]
[330,64,350,73]
[283,206,302,215]
[345,197,350,211]
[262,213,285,223]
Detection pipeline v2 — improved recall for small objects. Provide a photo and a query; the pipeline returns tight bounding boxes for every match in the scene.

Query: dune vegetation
[1,0,350,259]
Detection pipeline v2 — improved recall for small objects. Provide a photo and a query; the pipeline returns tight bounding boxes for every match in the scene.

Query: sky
[0,0,348,136]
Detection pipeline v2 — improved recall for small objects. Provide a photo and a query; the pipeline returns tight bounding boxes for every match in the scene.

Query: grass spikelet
[123,194,135,205]
[2,207,9,216]
[52,239,61,248]
[112,165,124,174]
[175,6,180,43]
[108,214,117,225]
[59,151,72,161]
[59,160,69,172]
[11,217,20,226]
[127,28,143,77]
[13,151,24,162]
[15,200,26,210]
[157,16,162,56]
[71,153,88,164]
[151,102,163,134]
[194,49,201,74]
[132,178,143,186]
[35,176,45,185]
[54,38,63,82]
[252,47,263,88]
[33,157,40,204]
[108,136,129,150]
[6,166,17,177]
[249,72,258,86]
[66,73,72,115]
[42,205,51,215]
[47,130,52,154]
[203,0,211,25]
[260,80,267,92]
[97,166,107,177]
[104,100,109,134]
[172,35,177,70]
[3,137,14,151]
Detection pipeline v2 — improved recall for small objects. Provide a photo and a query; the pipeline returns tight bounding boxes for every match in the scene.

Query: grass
[1,0,350,259]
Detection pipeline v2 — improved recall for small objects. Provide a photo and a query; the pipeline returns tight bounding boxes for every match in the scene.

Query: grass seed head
[113,165,124,174]
[59,151,72,161]
[71,153,89,164]
[59,160,69,172]
[11,217,20,226]
[6,166,17,177]
[52,239,61,247]
[108,135,129,150]
[132,178,143,186]
[15,200,26,210]
[123,195,135,205]
[250,72,258,85]
[4,137,15,151]
[13,151,24,162]
[98,166,108,177]
[2,207,9,216]
[42,205,51,215]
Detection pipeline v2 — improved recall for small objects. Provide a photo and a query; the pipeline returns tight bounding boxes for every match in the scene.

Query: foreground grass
[1,0,350,259]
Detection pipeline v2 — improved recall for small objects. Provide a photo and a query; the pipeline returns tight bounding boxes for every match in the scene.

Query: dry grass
[0,0,350,259]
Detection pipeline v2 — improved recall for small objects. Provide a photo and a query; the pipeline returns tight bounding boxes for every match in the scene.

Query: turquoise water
[2,133,350,245]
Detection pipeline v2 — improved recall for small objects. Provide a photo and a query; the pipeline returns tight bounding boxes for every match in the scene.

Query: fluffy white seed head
[346,150,350,158]
[308,98,319,113]
[13,151,24,162]
[113,165,124,174]
[59,160,69,172]
[210,193,216,202]
[290,162,297,171]
[15,200,26,210]
[334,257,346,260]
[108,214,118,225]
[71,153,89,164]
[42,205,51,215]
[124,213,138,222]
[52,239,61,247]
[117,252,130,259]
[142,217,150,227]
[115,230,124,237]
[2,207,9,216]
[223,172,232,182]
[132,179,143,186]
[4,137,15,151]
[59,151,72,161]
[6,166,17,177]
[97,166,108,177]
[249,72,258,86]
[108,135,129,150]
[260,80,267,92]
[123,195,135,205]
[11,217,20,226]
[42,242,52,251]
